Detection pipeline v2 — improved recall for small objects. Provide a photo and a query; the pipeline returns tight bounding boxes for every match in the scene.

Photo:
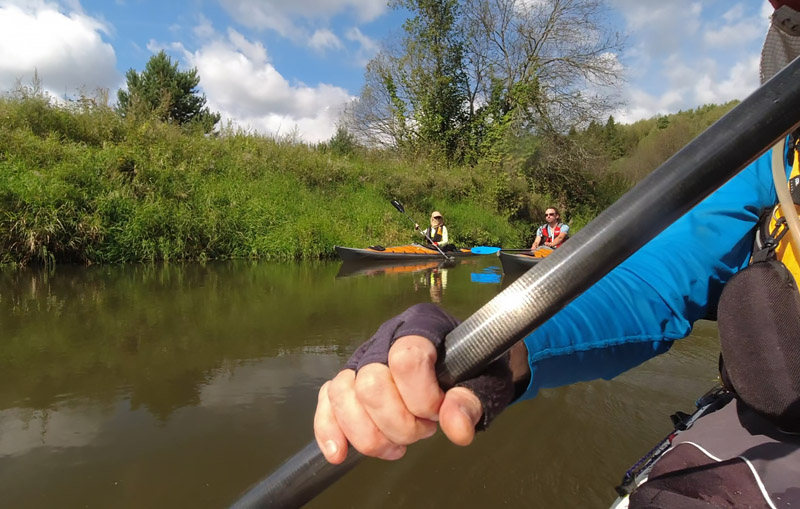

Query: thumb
[440,353,514,446]
[439,387,483,446]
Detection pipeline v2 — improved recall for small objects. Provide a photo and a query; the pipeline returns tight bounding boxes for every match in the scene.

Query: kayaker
[531,207,569,249]
[415,211,449,247]
[312,3,800,506]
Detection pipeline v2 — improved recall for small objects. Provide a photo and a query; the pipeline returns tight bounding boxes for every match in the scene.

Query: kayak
[498,248,553,274]
[336,258,457,278]
[335,244,477,261]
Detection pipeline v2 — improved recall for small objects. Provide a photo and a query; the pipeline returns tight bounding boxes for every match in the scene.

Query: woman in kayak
[415,211,448,247]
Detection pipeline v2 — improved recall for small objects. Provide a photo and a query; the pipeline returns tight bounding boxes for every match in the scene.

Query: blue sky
[0,0,773,142]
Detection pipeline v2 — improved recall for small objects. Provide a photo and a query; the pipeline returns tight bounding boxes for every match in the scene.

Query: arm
[531,227,542,249]
[518,149,778,398]
[440,226,448,245]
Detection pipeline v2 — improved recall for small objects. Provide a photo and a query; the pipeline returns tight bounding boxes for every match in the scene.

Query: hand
[313,304,514,464]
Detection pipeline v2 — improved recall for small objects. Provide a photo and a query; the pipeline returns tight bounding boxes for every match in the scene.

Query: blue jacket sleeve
[518,147,781,400]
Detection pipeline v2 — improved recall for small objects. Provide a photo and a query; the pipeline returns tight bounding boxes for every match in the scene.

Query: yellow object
[768,139,800,287]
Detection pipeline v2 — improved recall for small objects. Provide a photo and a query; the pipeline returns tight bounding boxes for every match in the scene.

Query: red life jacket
[540,224,565,247]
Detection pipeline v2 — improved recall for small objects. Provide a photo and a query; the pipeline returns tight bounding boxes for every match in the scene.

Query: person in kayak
[415,211,449,247]
[312,2,800,506]
[531,207,569,249]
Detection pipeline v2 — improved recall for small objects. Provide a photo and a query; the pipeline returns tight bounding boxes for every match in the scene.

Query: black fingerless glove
[345,303,514,430]
[345,303,459,371]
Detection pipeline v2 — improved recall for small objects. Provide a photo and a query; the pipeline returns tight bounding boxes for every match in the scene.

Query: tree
[346,0,624,163]
[347,0,470,160]
[462,0,624,134]
[117,51,220,132]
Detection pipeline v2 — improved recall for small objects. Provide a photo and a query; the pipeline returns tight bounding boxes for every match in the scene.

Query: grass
[0,95,533,266]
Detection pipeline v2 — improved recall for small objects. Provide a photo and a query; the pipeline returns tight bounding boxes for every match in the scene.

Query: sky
[0,0,774,142]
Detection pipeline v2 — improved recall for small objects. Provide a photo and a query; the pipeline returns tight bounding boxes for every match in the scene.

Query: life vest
[540,224,566,247]
[424,226,444,243]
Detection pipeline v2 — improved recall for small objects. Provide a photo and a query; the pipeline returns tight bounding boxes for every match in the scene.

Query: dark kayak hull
[335,245,477,261]
[498,251,543,274]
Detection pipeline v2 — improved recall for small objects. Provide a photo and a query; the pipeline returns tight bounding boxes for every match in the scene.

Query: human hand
[313,303,514,464]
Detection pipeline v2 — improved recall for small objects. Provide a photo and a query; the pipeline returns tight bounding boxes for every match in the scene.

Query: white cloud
[181,29,353,142]
[309,29,343,53]
[345,26,379,66]
[0,0,119,96]
[611,1,767,124]
[217,0,388,47]
[219,0,387,25]
[704,5,766,48]
[193,14,216,40]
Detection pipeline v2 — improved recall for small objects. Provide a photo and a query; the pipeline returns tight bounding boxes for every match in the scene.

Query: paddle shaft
[230,57,800,508]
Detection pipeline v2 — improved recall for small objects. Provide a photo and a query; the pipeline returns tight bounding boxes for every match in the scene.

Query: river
[0,256,720,508]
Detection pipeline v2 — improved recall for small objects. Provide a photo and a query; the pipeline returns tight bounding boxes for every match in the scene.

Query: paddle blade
[390,199,405,213]
[471,246,502,255]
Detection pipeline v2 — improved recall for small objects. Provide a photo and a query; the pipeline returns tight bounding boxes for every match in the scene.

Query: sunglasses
[433,216,443,219]
[545,213,556,217]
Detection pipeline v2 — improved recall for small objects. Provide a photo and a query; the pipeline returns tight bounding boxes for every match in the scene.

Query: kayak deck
[335,244,476,261]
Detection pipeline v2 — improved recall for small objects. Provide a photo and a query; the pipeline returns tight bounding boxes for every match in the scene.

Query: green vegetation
[0,0,742,267]
[117,50,220,133]
[0,80,738,267]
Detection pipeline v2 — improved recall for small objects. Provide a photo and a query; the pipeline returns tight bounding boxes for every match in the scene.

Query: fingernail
[324,440,338,456]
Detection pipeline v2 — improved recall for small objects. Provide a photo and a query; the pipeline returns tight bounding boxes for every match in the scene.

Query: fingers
[439,387,483,446]
[356,364,438,445]
[389,335,445,420]
[314,334,448,464]
[314,380,349,464]
[322,369,407,461]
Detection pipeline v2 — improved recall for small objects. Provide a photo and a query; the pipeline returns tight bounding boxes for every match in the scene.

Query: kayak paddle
[390,199,453,260]
[229,56,800,509]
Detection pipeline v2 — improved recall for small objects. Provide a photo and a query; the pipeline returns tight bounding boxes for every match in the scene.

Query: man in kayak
[313,2,800,505]
[531,207,569,249]
[415,211,449,247]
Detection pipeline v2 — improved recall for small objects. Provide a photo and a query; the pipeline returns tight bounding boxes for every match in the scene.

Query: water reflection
[0,260,721,509]
[470,264,504,285]
[336,258,456,279]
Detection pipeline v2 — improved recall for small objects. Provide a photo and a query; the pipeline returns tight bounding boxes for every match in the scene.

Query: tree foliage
[348,0,470,160]
[117,51,220,133]
[347,0,624,162]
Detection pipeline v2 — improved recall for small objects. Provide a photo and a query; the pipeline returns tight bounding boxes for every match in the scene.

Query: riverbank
[1,96,532,266]
[2,93,734,267]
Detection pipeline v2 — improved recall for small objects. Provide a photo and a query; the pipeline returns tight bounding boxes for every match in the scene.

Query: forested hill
[0,88,738,266]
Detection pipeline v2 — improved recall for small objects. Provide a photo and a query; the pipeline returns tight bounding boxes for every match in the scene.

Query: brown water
[0,257,720,508]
